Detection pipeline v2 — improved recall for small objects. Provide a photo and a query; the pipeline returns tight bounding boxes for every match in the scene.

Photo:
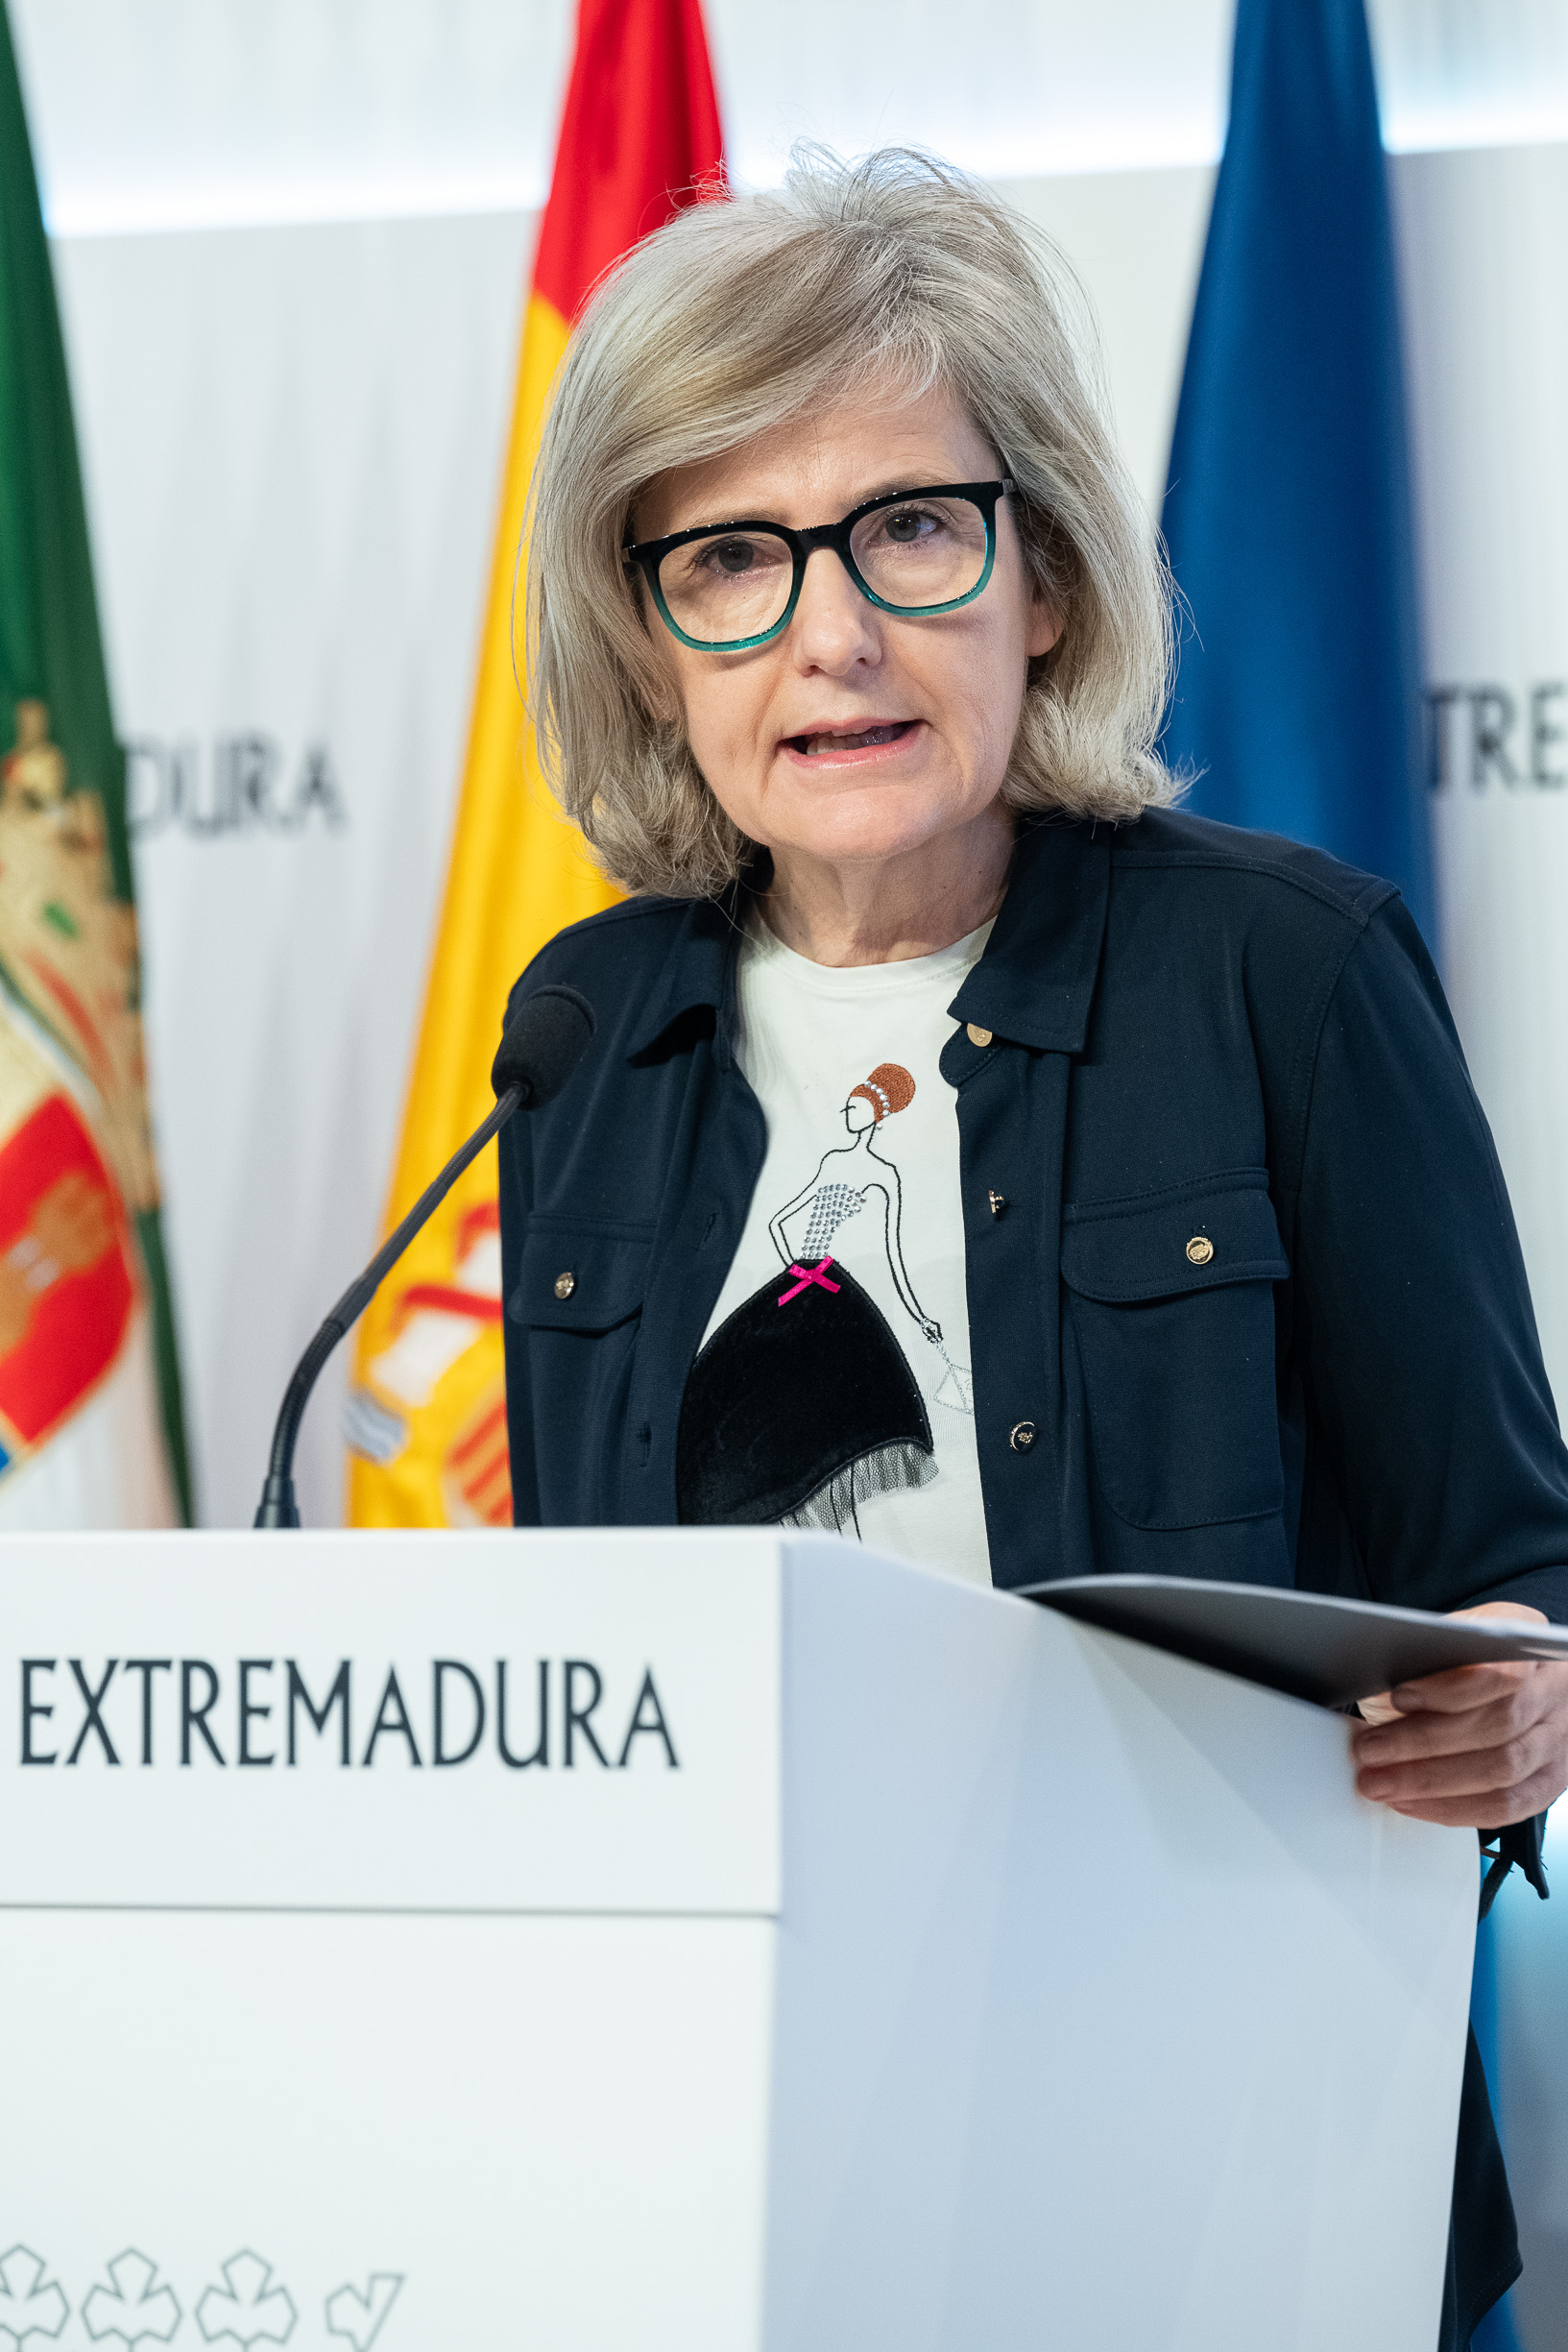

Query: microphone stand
[253,1086,520,1529]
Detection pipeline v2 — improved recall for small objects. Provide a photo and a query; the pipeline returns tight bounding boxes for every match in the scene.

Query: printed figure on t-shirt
[678,909,995,1585]
[766,1060,973,1417]
[678,1055,977,1539]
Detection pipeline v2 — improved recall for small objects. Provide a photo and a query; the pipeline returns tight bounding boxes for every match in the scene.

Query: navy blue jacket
[500,808,1568,2347]
[501,808,1568,1626]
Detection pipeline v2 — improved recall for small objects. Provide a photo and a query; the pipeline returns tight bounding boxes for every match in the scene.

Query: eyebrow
[661,479,936,536]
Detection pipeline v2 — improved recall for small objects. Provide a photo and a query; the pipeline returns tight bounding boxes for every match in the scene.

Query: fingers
[1384,1763,1565,1829]
[1354,1700,1568,1824]
[1379,1602,1556,1716]
[1349,1607,1568,1829]
[1355,1680,1557,1767]
[1385,1659,1538,1714]
[1356,1717,1564,1808]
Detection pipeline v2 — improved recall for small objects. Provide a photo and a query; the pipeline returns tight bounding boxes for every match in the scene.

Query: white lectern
[0,1531,1476,2351]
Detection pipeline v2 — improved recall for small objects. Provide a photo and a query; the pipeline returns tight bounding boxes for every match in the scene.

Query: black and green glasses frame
[623,478,1015,653]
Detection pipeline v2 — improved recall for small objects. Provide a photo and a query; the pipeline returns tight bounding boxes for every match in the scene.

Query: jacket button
[988,1189,1007,1218]
[966,1023,994,1048]
[554,1270,577,1299]
[1009,1420,1036,1452]
[1186,1236,1214,1266]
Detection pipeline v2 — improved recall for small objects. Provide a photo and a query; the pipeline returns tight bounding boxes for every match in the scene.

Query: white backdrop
[13,0,1568,234]
[1395,141,1568,1429]
[1392,140,1568,2340]
[54,214,532,1524]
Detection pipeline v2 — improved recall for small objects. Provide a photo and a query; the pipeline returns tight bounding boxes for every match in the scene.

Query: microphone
[253,982,595,1528]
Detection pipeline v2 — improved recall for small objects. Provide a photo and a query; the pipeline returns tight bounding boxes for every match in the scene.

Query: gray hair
[526,146,1175,899]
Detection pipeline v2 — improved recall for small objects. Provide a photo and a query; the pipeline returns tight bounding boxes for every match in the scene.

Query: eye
[706,536,760,575]
[880,504,940,544]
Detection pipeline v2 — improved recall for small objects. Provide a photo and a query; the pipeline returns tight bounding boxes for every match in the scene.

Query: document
[1023,1573,1568,1708]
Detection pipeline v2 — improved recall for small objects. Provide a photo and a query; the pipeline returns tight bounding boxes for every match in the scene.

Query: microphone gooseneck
[254,983,595,1529]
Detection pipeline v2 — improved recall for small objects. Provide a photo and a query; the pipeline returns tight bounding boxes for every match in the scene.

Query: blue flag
[1161,0,1433,940]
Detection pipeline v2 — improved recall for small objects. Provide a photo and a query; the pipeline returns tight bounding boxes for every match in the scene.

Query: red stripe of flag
[533,0,725,326]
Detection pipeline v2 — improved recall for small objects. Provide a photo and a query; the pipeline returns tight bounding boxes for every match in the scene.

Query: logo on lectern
[0,2244,68,2345]
[325,2276,402,2349]
[0,2250,406,2350]
[82,2251,180,2345]
[195,2251,294,2344]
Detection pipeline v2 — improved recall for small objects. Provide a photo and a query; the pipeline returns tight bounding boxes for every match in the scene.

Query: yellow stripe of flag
[348,0,725,1527]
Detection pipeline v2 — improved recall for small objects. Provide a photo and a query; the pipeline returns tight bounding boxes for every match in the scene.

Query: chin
[782,821,945,868]
[770,787,965,868]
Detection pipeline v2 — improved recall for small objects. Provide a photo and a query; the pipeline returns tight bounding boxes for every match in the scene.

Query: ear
[1025,594,1064,661]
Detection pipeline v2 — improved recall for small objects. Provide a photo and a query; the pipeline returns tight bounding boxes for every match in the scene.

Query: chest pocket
[510,1219,653,1332]
[507,1218,655,1524]
[1061,1169,1288,1531]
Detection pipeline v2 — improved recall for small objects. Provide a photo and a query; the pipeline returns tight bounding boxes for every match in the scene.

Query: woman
[498,149,1568,2342]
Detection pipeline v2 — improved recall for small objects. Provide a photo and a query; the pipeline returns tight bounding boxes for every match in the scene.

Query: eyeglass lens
[655,493,991,644]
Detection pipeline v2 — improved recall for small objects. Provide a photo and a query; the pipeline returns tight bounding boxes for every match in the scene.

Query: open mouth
[784,720,917,758]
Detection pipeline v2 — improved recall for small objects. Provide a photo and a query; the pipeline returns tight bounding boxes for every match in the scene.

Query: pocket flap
[1061,1170,1287,1303]
[510,1220,654,1332]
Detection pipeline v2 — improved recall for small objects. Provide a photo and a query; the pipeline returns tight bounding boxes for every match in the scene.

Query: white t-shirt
[697,910,994,1588]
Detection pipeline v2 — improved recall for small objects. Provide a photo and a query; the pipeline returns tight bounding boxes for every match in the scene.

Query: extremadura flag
[0,1,188,1526]
[347,0,725,1526]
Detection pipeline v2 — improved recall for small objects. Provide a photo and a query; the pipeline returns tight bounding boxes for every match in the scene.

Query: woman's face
[632,384,1061,875]
[843,1095,876,1134]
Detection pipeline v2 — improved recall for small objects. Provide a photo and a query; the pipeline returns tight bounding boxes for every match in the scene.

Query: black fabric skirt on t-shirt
[676,1254,934,1527]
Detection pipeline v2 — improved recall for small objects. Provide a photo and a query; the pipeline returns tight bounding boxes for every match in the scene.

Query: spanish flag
[347,0,725,1527]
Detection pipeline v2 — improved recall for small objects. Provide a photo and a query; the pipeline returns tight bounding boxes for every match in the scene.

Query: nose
[788,546,881,675]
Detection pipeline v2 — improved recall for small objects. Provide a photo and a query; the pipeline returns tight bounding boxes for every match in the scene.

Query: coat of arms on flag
[0,1055,135,1475]
[345,1200,511,1525]
[0,702,172,1516]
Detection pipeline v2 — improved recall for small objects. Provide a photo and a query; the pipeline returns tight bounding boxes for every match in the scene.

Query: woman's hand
[1352,1603,1568,1828]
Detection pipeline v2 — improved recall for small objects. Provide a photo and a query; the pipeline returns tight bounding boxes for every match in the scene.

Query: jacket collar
[624,889,744,1060]
[951,818,1111,1053]
[623,818,1112,1060]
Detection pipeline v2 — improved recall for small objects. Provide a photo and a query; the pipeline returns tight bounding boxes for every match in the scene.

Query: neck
[757,799,1015,966]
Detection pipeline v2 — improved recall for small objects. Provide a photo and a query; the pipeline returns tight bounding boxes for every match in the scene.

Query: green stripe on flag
[0,0,191,1522]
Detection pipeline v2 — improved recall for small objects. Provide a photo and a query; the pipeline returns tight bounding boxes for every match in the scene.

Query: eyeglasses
[623,479,1015,653]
